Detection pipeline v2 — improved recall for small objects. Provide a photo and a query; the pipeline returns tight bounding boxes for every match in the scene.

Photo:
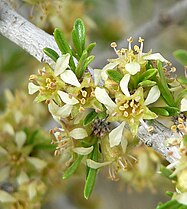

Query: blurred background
[0,0,187,208]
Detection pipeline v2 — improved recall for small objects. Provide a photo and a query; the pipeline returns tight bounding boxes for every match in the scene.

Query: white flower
[55,54,81,87]
[0,190,16,203]
[144,85,160,105]
[94,69,102,85]
[73,146,93,155]
[125,62,140,75]
[120,74,130,97]
[109,122,126,147]
[27,157,47,170]
[101,62,119,80]
[181,98,187,112]
[28,82,40,95]
[144,53,169,63]
[95,87,117,112]
[69,128,88,139]
[174,192,187,205]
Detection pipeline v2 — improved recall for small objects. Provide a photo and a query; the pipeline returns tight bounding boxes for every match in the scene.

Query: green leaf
[156,61,176,107]
[139,68,158,81]
[86,42,96,55]
[173,49,187,66]
[43,47,59,62]
[177,76,187,85]
[107,70,123,83]
[83,109,98,126]
[72,18,86,58]
[138,80,156,87]
[62,155,84,179]
[156,200,182,209]
[176,88,187,106]
[75,49,88,79]
[160,165,177,181]
[163,106,179,116]
[84,142,98,199]
[149,107,170,116]
[54,28,75,71]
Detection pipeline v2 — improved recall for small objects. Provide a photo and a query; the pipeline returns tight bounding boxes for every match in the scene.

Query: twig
[94,0,187,66]
[0,0,181,164]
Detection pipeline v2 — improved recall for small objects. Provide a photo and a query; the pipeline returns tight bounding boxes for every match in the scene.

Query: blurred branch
[0,0,180,164]
[94,0,187,66]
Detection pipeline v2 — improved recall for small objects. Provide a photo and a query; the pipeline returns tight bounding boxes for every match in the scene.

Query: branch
[94,0,187,66]
[0,0,180,164]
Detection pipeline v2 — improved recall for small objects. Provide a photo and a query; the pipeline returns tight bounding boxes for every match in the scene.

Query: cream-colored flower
[119,74,130,97]
[181,98,187,112]
[28,82,40,95]
[143,53,169,63]
[125,62,140,75]
[54,53,70,76]
[69,128,88,139]
[73,146,93,155]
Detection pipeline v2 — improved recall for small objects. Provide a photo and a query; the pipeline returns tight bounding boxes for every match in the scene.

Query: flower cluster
[28,19,187,199]
[0,90,65,209]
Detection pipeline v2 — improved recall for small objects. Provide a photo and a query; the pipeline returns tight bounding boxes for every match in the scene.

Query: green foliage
[43,47,59,62]
[173,49,187,66]
[107,69,123,83]
[156,200,187,209]
[83,109,98,126]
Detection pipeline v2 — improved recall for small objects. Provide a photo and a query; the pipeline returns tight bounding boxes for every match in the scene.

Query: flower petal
[101,62,118,80]
[54,53,70,76]
[94,69,102,85]
[28,157,47,170]
[144,85,160,105]
[120,74,130,96]
[57,104,73,118]
[15,131,27,150]
[17,171,29,185]
[3,123,14,136]
[181,98,187,112]
[86,159,111,169]
[73,146,93,155]
[0,190,16,203]
[60,70,81,87]
[69,128,88,139]
[174,192,187,205]
[125,62,140,75]
[144,53,169,63]
[0,146,8,156]
[95,87,117,112]
[58,90,79,105]
[28,182,37,200]
[109,122,126,147]
[28,82,40,95]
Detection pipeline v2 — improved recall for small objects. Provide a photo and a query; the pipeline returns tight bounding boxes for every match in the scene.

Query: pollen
[81,90,87,97]
[111,42,117,48]
[138,37,144,43]
[127,37,133,43]
[123,111,129,117]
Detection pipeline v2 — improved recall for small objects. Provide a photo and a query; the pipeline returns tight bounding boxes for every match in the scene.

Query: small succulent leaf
[86,42,96,55]
[107,69,123,83]
[138,80,156,87]
[139,68,158,81]
[149,107,170,116]
[62,155,84,179]
[83,109,98,126]
[43,47,59,62]
[75,49,88,79]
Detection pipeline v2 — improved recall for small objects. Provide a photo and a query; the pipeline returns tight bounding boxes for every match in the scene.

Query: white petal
[101,62,118,80]
[28,82,40,95]
[15,131,26,149]
[174,192,187,205]
[95,87,117,112]
[57,104,73,118]
[121,136,128,153]
[109,122,126,147]
[120,74,130,97]
[144,53,169,63]
[0,190,16,203]
[86,159,111,169]
[28,157,47,170]
[69,128,88,139]
[73,146,93,155]
[58,90,79,105]
[28,182,37,200]
[94,69,102,85]
[54,53,70,76]
[181,98,187,112]
[144,85,160,105]
[0,166,10,182]
[3,123,14,136]
[125,62,140,75]
[48,100,59,116]
[0,146,8,156]
[17,171,29,185]
[60,70,81,87]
